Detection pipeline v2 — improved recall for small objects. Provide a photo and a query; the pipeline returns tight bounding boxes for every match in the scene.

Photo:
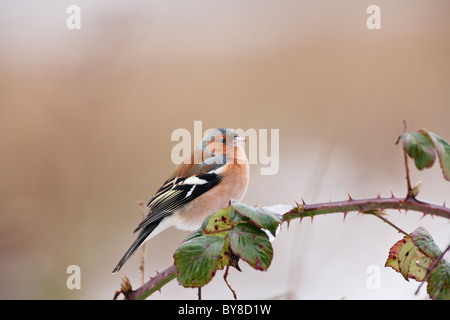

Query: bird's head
[201,128,246,157]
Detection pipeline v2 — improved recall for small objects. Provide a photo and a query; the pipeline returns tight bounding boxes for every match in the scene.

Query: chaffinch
[112,128,249,274]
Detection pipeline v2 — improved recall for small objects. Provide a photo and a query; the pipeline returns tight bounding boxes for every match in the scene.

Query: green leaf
[229,223,273,271]
[385,235,432,282]
[201,208,233,238]
[174,202,279,288]
[230,199,281,236]
[397,241,420,281]
[228,205,250,224]
[183,228,203,242]
[420,129,450,181]
[400,129,450,181]
[427,261,450,300]
[174,235,226,288]
[401,132,436,170]
[386,227,450,300]
[410,226,442,260]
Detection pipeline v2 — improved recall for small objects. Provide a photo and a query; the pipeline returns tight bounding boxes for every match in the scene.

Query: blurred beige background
[1,0,449,299]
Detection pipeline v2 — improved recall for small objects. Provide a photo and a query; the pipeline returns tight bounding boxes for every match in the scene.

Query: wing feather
[134,171,222,232]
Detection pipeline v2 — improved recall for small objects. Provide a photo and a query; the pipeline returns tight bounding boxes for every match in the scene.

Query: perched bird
[112,128,249,274]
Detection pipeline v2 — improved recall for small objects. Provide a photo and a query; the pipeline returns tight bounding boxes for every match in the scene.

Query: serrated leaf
[201,208,233,238]
[385,237,403,271]
[427,261,450,300]
[401,129,450,181]
[398,241,419,281]
[229,223,273,271]
[420,129,450,181]
[401,132,436,170]
[182,229,203,242]
[230,200,281,236]
[385,235,432,281]
[174,235,226,288]
[228,205,250,224]
[410,226,442,260]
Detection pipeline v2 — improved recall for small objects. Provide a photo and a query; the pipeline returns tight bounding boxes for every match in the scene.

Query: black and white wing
[133,171,222,233]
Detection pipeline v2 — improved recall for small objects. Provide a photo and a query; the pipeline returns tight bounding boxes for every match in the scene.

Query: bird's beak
[234,136,246,146]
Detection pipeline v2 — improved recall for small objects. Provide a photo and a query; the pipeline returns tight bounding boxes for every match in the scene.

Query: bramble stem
[114,194,450,300]
[415,243,450,296]
[283,196,450,222]
[138,201,147,286]
[114,123,450,300]
[366,211,409,236]
[114,264,176,300]
[223,264,237,300]
[399,121,414,197]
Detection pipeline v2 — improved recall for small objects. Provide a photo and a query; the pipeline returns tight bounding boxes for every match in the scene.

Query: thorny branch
[113,193,450,300]
[114,264,177,300]
[138,201,147,286]
[113,123,450,299]
[399,120,414,197]
[283,195,450,222]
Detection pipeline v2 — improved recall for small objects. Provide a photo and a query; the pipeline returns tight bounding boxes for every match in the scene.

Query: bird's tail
[112,222,159,274]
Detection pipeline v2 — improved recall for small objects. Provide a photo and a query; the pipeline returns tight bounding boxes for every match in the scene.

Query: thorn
[443,200,447,208]
[286,220,291,230]
[301,197,306,205]
[310,216,314,223]
[342,211,348,221]
[347,192,353,201]
[299,217,303,224]
[419,212,428,220]
[376,192,381,199]
[390,190,395,198]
